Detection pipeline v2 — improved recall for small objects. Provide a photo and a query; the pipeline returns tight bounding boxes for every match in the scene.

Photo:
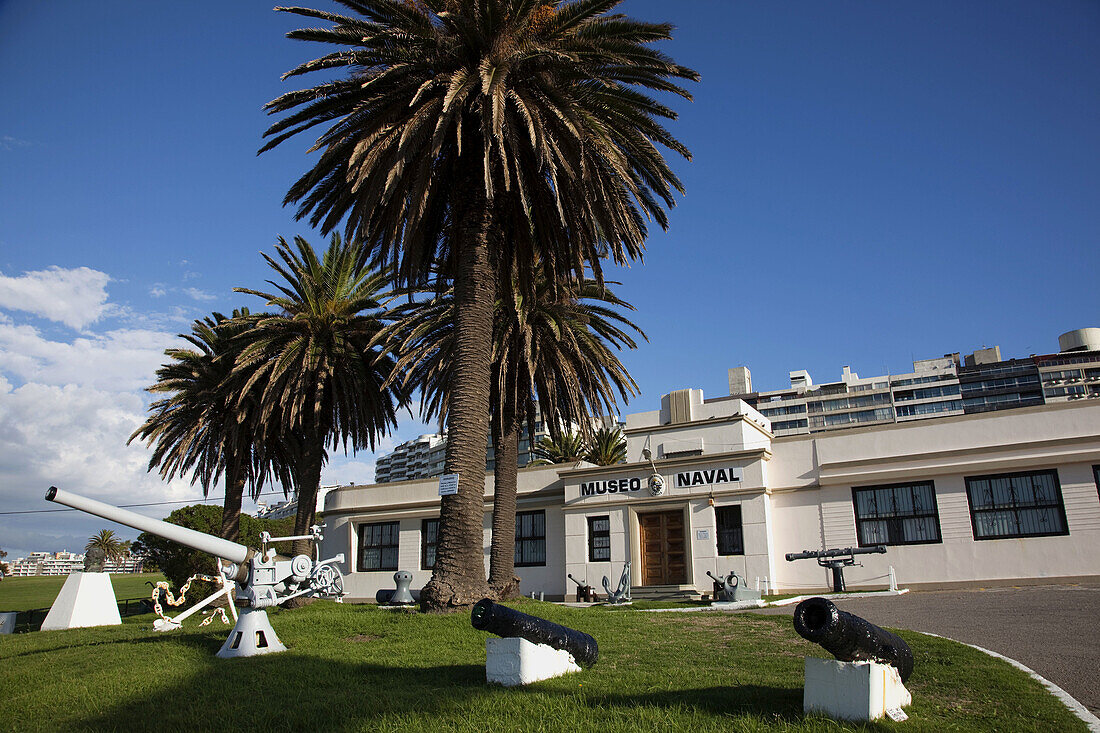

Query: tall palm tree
[130,309,284,543]
[584,425,627,466]
[85,530,124,563]
[263,0,697,609]
[233,234,406,558]
[385,273,644,595]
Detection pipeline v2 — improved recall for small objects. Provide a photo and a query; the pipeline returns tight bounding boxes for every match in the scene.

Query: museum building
[321,372,1100,601]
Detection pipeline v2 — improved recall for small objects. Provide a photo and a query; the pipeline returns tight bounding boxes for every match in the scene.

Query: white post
[889,566,898,592]
[755,576,760,591]
[539,592,544,602]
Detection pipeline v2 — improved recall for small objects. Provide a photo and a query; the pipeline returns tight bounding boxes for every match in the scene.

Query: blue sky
[1,1,1097,558]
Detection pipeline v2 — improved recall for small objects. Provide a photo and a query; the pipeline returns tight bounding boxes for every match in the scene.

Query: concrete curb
[637,588,910,613]
[919,632,1099,732]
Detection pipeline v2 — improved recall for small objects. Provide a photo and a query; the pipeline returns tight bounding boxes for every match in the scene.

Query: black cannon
[792,597,913,682]
[567,574,599,603]
[784,545,886,592]
[470,599,598,668]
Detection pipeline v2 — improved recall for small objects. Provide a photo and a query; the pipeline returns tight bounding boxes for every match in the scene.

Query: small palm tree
[384,272,644,595]
[85,530,124,563]
[234,234,407,558]
[529,432,589,465]
[585,426,628,466]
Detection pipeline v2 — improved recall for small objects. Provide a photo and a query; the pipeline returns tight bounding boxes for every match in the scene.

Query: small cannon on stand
[45,487,345,658]
[793,596,914,721]
[784,545,886,592]
[602,561,631,605]
[471,599,597,685]
[706,570,761,603]
[567,574,599,603]
[793,596,913,682]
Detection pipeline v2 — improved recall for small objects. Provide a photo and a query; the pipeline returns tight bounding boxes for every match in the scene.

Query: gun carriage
[45,487,345,657]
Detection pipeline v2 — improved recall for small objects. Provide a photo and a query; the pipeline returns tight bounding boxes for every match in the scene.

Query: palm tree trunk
[220,454,245,543]
[488,408,521,599]
[290,432,324,559]
[420,173,495,612]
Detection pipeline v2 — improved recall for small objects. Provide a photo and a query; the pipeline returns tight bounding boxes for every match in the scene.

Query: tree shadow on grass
[77,659,488,731]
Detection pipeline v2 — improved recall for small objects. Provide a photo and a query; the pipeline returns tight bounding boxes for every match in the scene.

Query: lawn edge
[918,631,1100,731]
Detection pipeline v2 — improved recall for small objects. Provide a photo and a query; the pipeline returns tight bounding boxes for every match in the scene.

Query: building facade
[7,551,144,576]
[321,360,1100,601]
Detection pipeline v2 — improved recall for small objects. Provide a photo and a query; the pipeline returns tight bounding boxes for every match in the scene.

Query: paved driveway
[751,582,1100,715]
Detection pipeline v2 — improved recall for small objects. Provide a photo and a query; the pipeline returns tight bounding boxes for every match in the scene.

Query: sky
[1,1,1097,560]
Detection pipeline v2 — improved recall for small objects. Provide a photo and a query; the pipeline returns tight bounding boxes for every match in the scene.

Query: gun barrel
[785,545,886,561]
[792,597,913,682]
[46,486,250,564]
[471,599,598,667]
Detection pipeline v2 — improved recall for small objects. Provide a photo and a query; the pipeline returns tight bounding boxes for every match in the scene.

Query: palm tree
[385,273,644,595]
[584,425,627,466]
[130,309,285,543]
[529,431,588,465]
[85,530,124,563]
[233,234,406,558]
[263,0,697,610]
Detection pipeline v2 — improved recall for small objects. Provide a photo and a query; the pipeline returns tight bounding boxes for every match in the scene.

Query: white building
[320,333,1100,601]
[6,551,144,576]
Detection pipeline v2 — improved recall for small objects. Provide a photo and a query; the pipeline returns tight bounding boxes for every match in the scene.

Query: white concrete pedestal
[485,637,581,687]
[0,612,17,634]
[216,607,287,658]
[803,658,911,722]
[40,572,121,631]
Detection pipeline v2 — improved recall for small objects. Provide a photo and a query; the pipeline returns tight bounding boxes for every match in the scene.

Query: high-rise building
[738,328,1099,436]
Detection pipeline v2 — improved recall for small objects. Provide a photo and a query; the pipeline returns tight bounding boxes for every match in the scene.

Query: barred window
[715,505,744,555]
[421,518,439,570]
[965,470,1068,540]
[515,510,546,567]
[853,482,941,546]
[588,516,611,562]
[358,521,399,571]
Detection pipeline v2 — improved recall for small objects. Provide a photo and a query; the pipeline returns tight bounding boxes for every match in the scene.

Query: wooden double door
[639,510,687,586]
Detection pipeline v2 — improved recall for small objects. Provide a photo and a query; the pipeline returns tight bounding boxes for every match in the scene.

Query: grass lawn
[0,598,1083,732]
[0,573,166,612]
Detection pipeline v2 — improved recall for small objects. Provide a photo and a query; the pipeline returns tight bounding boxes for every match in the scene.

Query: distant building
[741,328,1100,436]
[7,551,144,576]
[374,404,598,483]
[255,485,338,522]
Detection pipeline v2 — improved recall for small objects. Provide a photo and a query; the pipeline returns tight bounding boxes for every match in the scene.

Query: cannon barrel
[792,597,913,682]
[46,487,250,565]
[471,599,598,667]
[785,545,886,562]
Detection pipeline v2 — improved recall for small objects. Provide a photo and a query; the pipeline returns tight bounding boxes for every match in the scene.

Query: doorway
[639,510,687,585]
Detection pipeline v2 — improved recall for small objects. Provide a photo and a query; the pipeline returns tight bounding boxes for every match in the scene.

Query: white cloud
[0,135,32,151]
[321,458,376,488]
[0,320,179,391]
[0,266,111,329]
[183,287,217,302]
[149,285,167,298]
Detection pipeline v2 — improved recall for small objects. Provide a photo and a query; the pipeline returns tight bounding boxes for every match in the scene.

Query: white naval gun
[45,486,345,658]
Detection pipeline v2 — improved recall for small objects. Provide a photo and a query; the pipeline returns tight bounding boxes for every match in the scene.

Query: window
[588,516,610,562]
[358,521,399,571]
[715,505,744,555]
[421,518,439,570]
[515,510,546,566]
[965,470,1069,540]
[1094,466,1100,501]
[895,400,962,417]
[853,482,941,546]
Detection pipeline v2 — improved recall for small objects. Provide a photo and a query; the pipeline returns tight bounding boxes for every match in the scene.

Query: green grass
[0,573,166,612]
[0,599,1082,732]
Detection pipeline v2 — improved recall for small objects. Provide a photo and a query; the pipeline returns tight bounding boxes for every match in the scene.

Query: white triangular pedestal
[215,607,287,658]
[41,572,122,631]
